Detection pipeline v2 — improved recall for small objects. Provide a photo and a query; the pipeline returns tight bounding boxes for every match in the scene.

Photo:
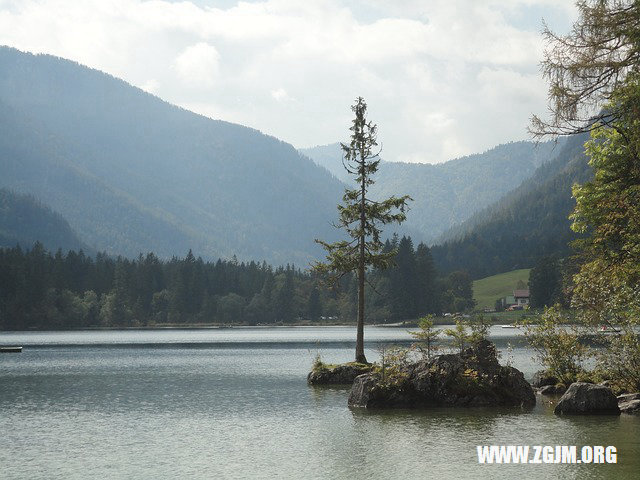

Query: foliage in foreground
[519,308,589,386]
[375,316,492,387]
[409,316,441,360]
[523,0,640,393]
[568,83,640,392]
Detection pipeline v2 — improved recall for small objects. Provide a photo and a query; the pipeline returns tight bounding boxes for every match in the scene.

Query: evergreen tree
[274,265,295,323]
[415,242,439,314]
[110,260,130,325]
[314,97,411,363]
[307,283,322,320]
[445,270,475,312]
[24,241,49,313]
[260,269,275,322]
[529,256,561,308]
[392,236,417,318]
[383,235,425,320]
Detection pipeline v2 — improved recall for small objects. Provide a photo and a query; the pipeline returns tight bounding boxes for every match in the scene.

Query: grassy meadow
[473,268,531,310]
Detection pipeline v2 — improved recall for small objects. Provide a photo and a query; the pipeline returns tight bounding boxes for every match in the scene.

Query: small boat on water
[0,346,22,353]
[500,324,518,329]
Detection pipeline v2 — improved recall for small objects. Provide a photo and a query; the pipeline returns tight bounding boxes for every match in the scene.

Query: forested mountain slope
[0,188,85,252]
[431,132,592,278]
[301,140,563,242]
[0,47,345,265]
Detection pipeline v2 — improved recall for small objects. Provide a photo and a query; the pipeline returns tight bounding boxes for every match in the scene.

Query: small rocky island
[553,382,621,415]
[307,362,372,385]
[531,371,640,415]
[347,340,535,409]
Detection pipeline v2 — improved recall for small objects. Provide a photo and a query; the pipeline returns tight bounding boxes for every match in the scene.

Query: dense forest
[0,237,474,330]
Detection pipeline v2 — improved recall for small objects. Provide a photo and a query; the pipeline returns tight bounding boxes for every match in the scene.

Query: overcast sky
[0,0,577,163]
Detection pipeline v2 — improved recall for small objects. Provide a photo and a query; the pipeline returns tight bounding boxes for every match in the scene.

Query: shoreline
[0,323,405,333]
[0,317,536,332]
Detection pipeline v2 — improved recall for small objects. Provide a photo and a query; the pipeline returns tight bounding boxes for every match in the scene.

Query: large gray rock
[618,393,640,414]
[539,384,567,396]
[531,370,559,388]
[348,340,535,409]
[307,363,372,385]
[554,382,620,415]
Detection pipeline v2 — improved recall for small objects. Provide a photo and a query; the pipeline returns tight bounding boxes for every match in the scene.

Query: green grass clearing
[473,268,531,309]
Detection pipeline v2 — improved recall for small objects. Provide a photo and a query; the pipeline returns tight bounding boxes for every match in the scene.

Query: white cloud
[174,42,220,89]
[139,78,160,94]
[271,87,289,101]
[0,0,578,163]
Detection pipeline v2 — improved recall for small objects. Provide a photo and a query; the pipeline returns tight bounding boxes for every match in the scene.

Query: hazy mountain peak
[0,46,345,265]
[301,138,565,243]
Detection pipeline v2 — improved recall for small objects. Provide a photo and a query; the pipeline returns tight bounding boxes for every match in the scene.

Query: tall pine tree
[314,97,411,363]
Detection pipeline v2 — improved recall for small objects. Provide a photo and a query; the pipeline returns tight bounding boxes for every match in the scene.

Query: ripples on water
[1,327,638,479]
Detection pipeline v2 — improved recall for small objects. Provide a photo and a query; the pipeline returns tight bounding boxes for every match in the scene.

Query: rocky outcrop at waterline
[554,382,620,415]
[348,340,536,409]
[618,393,640,414]
[531,370,559,389]
[307,362,373,385]
[538,384,567,396]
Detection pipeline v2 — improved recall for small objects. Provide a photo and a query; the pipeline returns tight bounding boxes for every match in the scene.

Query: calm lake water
[1,326,638,479]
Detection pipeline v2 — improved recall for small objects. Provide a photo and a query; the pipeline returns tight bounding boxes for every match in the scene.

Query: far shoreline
[0,312,541,333]
[0,318,532,333]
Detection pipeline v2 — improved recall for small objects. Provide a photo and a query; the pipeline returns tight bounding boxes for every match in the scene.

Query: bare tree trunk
[355,152,367,364]
[356,242,366,363]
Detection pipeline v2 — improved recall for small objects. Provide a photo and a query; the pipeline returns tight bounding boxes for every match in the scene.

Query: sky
[0,0,578,164]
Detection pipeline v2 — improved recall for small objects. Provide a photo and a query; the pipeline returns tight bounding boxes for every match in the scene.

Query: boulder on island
[618,393,640,414]
[307,362,372,385]
[348,339,535,409]
[554,382,620,415]
[531,370,559,388]
[538,384,567,396]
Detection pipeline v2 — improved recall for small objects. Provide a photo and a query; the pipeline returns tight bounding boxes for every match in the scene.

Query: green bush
[519,307,589,385]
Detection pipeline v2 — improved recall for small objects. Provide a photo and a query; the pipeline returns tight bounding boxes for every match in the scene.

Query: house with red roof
[513,289,530,306]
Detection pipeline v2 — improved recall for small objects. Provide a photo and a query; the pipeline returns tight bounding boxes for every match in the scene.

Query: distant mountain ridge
[301,140,564,242]
[0,46,576,267]
[0,46,346,265]
[431,132,592,278]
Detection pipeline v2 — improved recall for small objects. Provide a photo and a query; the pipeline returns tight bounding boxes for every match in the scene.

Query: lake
[1,326,638,479]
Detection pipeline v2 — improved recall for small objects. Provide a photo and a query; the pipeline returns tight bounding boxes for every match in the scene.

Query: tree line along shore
[0,235,475,331]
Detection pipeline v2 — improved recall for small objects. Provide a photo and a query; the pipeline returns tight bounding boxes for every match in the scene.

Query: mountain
[0,47,346,265]
[0,188,85,252]
[300,140,564,242]
[299,143,353,184]
[431,132,592,278]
